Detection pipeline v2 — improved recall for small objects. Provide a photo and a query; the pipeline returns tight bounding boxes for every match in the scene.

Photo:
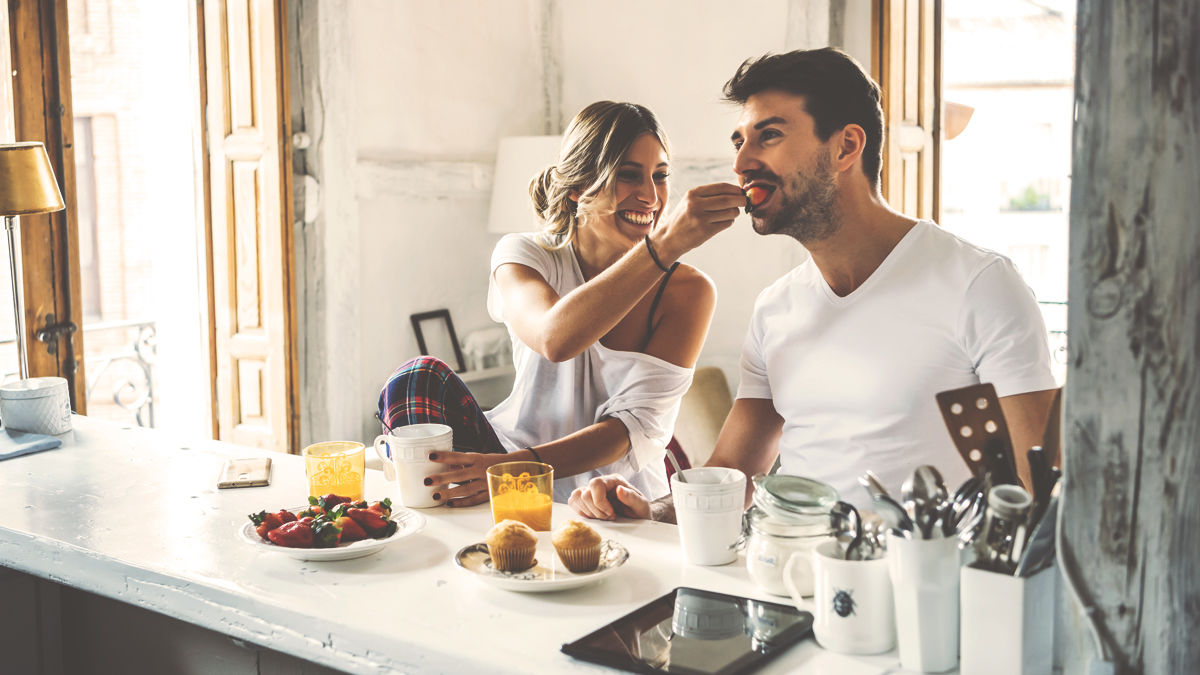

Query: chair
[667,366,734,475]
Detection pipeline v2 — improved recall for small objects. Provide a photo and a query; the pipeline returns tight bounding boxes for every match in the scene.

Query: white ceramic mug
[372,423,452,508]
[887,531,961,672]
[794,539,895,655]
[671,467,746,566]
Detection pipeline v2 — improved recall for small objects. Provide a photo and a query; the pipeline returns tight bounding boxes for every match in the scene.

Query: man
[569,48,1057,522]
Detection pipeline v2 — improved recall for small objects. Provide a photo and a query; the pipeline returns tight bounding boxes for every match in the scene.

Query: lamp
[487,136,562,234]
[0,142,66,380]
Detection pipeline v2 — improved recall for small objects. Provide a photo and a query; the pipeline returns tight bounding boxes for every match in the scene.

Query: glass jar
[745,474,839,597]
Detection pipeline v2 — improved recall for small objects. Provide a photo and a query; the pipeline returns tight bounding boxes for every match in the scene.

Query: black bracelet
[524,446,542,463]
[644,235,672,273]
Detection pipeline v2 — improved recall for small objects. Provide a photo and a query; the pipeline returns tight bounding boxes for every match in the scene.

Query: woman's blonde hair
[529,101,671,249]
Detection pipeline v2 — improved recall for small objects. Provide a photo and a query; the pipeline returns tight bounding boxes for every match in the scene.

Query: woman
[379,101,744,506]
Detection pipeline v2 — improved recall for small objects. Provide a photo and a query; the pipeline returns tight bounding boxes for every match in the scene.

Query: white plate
[454,538,628,592]
[239,507,425,561]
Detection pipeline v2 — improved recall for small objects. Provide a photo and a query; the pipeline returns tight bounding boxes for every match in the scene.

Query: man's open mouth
[744,184,776,212]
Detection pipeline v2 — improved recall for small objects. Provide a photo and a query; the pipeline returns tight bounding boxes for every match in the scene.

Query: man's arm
[646,398,785,522]
[998,388,1058,491]
[568,398,784,523]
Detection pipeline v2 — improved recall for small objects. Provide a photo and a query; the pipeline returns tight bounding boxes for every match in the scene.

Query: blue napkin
[0,428,63,461]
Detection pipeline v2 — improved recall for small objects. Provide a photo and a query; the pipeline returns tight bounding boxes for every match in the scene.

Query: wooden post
[1063,0,1199,672]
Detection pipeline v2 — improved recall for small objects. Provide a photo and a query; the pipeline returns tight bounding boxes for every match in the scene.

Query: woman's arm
[428,420,631,507]
[497,184,741,363]
[433,271,718,507]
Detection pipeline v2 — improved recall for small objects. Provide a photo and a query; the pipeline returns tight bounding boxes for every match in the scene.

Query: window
[939,0,1075,384]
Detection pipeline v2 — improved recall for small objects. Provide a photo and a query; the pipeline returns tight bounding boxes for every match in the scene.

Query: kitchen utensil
[945,475,982,536]
[1014,486,1059,577]
[910,465,948,539]
[830,501,864,560]
[664,448,687,482]
[857,510,888,560]
[900,472,918,528]
[976,484,1032,574]
[935,383,1019,484]
[870,492,914,532]
[859,470,891,500]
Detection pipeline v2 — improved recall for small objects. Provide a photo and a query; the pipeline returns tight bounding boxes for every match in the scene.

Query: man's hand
[568,475,651,521]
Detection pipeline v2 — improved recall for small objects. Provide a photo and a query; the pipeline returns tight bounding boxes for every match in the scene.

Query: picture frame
[410,309,466,372]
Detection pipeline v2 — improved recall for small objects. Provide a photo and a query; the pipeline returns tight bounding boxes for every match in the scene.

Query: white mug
[671,467,746,566]
[794,539,895,655]
[372,423,452,509]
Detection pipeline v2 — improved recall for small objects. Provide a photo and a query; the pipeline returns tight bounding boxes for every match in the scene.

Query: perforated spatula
[935,383,1019,485]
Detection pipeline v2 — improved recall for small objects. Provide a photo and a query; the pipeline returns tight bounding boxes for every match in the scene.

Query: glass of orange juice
[486,461,553,531]
[303,441,365,502]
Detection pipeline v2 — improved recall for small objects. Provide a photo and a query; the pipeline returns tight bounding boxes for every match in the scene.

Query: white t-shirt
[737,221,1057,509]
[485,233,694,502]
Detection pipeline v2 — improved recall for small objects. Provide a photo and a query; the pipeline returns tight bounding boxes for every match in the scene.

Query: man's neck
[804,192,918,297]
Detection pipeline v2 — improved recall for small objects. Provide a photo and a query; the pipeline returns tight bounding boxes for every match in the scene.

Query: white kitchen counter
[0,416,908,674]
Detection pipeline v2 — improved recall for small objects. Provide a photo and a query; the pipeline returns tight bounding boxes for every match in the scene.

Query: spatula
[935,383,1019,485]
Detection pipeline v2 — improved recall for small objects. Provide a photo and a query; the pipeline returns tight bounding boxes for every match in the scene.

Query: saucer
[454,539,628,592]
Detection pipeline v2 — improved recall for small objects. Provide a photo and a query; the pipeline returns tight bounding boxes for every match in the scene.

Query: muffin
[485,519,538,572]
[552,520,603,573]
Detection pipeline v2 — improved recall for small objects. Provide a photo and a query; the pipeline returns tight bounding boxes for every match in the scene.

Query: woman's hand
[426,451,508,508]
[650,183,746,263]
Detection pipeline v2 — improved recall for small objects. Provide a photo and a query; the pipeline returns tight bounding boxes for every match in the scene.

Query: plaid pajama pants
[377,356,506,454]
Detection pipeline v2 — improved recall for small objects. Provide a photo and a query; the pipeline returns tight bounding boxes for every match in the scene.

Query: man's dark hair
[723,48,884,189]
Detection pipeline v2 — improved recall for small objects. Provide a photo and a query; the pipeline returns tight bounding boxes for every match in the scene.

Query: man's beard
[752,153,840,243]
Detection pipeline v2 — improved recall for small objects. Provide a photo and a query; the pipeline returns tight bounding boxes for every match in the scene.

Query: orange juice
[303,441,365,502]
[490,489,553,531]
[487,461,554,531]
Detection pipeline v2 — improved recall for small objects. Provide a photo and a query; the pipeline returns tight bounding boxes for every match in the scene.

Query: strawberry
[334,516,368,543]
[276,509,298,524]
[367,498,393,519]
[267,520,314,548]
[248,510,283,541]
[319,494,353,510]
[311,518,343,548]
[346,507,388,533]
[745,186,770,212]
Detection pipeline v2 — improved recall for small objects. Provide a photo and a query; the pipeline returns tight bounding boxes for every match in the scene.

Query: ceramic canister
[0,377,72,434]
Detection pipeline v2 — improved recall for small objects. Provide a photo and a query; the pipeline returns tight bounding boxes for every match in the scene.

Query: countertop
[0,416,908,674]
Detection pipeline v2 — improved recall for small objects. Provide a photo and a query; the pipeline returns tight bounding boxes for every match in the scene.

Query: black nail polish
[429,453,438,461]
[433,492,441,500]
[423,477,433,486]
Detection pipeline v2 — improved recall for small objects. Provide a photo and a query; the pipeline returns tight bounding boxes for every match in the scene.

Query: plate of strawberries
[240,494,425,561]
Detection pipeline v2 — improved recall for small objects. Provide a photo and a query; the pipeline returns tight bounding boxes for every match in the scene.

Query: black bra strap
[643,261,680,350]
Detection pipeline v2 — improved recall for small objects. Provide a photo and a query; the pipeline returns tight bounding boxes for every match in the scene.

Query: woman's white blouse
[485,233,693,502]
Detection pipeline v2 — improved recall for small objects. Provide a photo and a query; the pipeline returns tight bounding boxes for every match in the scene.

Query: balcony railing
[1,319,156,428]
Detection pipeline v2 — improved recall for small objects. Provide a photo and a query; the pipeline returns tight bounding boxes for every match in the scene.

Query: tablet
[561,587,814,675]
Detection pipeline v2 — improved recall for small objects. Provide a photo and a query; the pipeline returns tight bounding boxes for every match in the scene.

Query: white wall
[302,0,872,444]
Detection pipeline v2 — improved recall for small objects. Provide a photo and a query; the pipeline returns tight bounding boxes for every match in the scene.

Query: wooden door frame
[196,0,299,452]
[871,0,942,222]
[6,0,87,411]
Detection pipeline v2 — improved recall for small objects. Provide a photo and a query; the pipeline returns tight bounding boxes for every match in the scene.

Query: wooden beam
[1064,0,1200,671]
[7,0,87,410]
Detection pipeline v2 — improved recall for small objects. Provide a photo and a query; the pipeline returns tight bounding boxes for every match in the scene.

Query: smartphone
[217,457,272,489]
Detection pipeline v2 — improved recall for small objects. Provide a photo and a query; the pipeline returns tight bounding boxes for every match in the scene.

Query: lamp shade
[487,136,562,234]
[0,142,66,216]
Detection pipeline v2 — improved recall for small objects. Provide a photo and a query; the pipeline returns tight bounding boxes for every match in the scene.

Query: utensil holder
[887,532,960,672]
[960,562,1056,675]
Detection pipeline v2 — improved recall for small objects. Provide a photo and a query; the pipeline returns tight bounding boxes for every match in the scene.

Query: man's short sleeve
[735,288,774,400]
[960,258,1058,397]
[487,234,554,322]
